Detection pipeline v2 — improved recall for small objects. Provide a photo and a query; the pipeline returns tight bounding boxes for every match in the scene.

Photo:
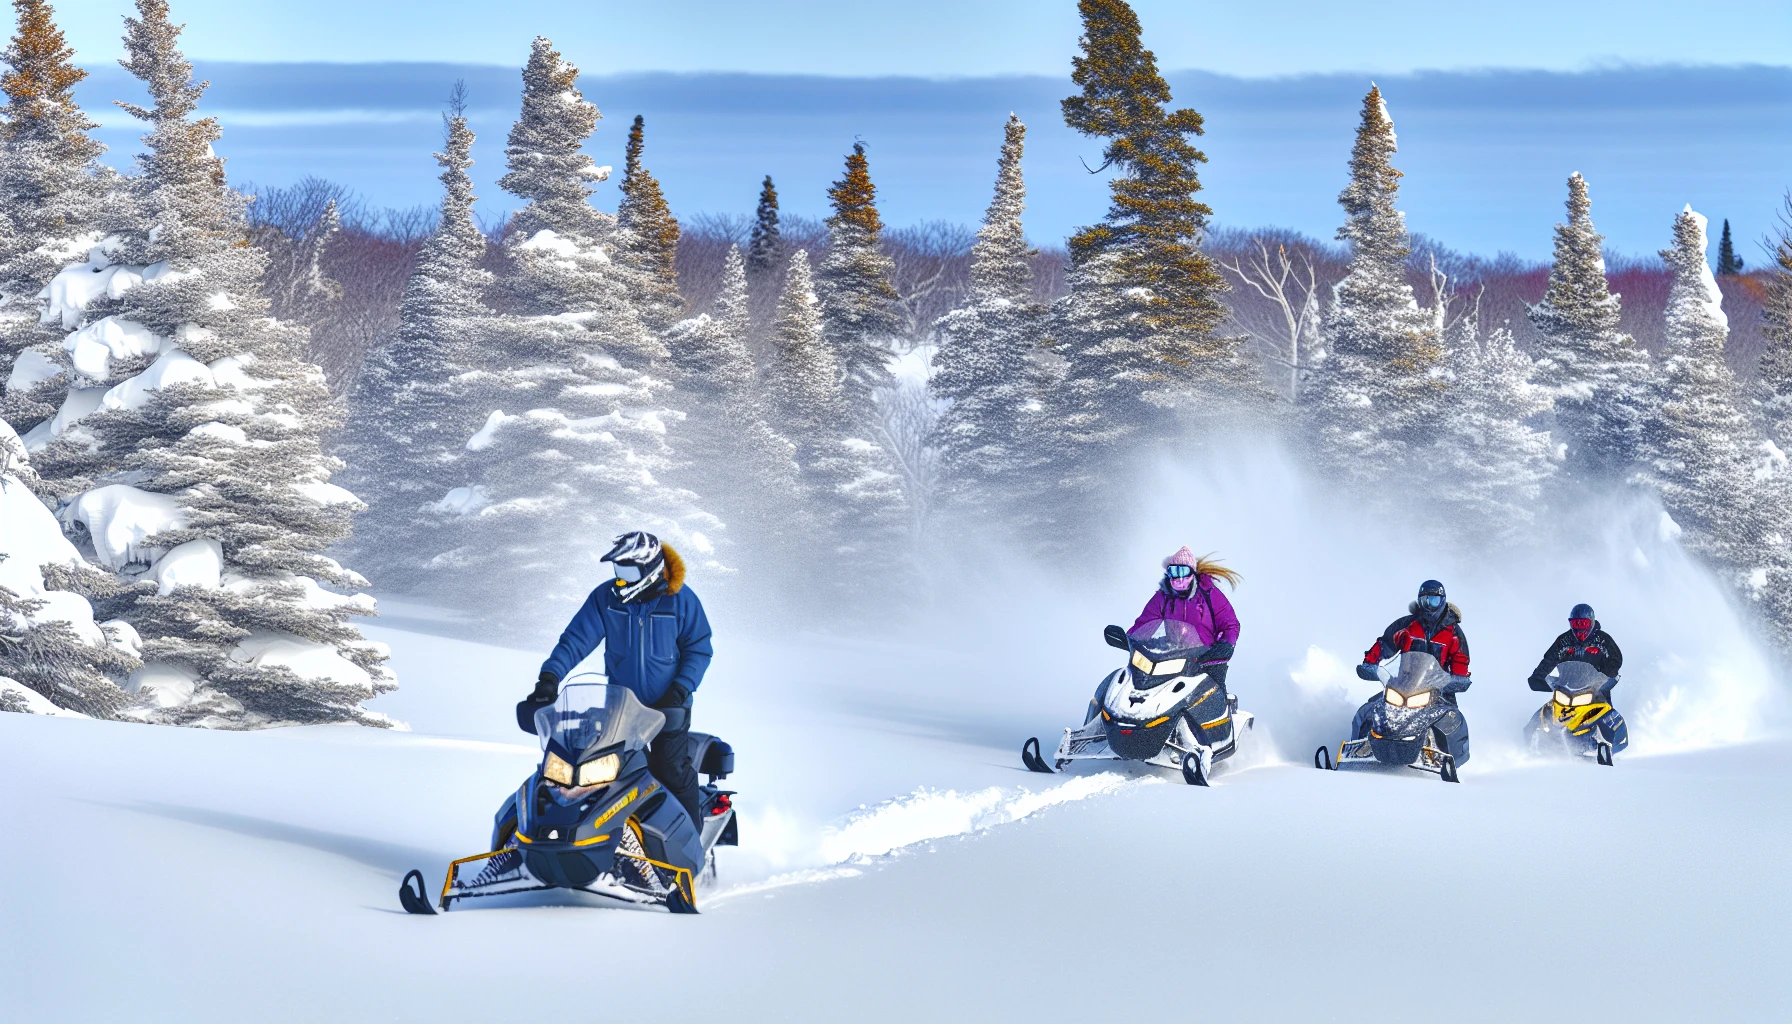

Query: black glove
[1202,641,1235,664]
[1356,663,1381,681]
[1527,674,1550,692]
[655,682,692,709]
[515,672,558,734]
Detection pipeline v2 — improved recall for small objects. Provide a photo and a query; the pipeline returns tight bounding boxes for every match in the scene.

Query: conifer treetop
[616,113,680,295]
[1336,85,1407,265]
[3,0,93,139]
[1662,206,1730,360]
[828,143,884,237]
[747,174,781,272]
[970,113,1034,305]
[498,36,606,238]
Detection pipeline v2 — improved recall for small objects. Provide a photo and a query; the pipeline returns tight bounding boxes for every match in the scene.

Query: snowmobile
[399,676,737,915]
[1021,623,1250,786]
[1314,641,1470,782]
[1524,660,1627,765]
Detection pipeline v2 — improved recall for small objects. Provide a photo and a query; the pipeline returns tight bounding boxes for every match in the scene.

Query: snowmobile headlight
[1384,687,1405,707]
[542,752,575,787]
[1554,690,1572,706]
[1405,689,1433,709]
[1570,692,1594,707]
[1131,651,1154,673]
[577,753,620,787]
[1152,658,1186,676]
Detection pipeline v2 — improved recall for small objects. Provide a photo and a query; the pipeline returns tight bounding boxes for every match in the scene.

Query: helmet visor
[1418,594,1445,611]
[608,562,644,583]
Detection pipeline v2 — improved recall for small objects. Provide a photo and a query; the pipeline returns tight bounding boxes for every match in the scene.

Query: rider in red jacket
[1359,579,1470,679]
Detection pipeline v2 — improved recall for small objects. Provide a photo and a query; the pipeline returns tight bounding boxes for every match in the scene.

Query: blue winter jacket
[540,546,713,706]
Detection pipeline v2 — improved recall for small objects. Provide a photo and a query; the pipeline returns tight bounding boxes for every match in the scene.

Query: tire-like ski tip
[399,869,437,915]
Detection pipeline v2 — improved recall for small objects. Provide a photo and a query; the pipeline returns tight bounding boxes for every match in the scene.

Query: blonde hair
[1195,554,1241,590]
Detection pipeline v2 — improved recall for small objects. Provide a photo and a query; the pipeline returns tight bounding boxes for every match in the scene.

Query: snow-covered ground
[2,602,1789,1022]
[5,451,1790,1021]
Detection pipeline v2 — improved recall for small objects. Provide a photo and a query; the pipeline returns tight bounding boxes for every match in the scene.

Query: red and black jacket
[1527,624,1622,690]
[1364,602,1470,676]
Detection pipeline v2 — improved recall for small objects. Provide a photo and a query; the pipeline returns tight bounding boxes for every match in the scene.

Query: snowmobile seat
[695,736,734,781]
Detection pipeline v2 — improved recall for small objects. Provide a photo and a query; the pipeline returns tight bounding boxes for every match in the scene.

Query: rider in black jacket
[1527,603,1622,691]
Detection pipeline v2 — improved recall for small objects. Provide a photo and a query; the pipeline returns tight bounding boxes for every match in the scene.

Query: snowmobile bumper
[1333,737,1459,780]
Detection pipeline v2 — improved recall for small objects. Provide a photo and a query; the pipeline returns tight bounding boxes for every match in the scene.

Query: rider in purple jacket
[1129,547,1242,684]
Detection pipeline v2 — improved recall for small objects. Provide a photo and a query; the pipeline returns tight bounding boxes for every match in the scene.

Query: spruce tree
[1527,172,1651,483]
[26,0,391,727]
[1716,218,1744,276]
[930,114,1047,517]
[1303,85,1443,484]
[1640,207,1792,648]
[769,249,908,587]
[1058,0,1239,395]
[0,0,112,431]
[665,245,801,574]
[452,38,716,629]
[817,143,901,419]
[337,92,492,593]
[616,114,683,330]
[1434,320,1556,544]
[746,175,781,274]
[1759,198,1792,453]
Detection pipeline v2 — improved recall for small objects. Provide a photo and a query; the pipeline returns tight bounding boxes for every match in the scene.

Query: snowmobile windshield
[1139,618,1207,654]
[1389,649,1450,697]
[534,679,667,757]
[1550,661,1609,694]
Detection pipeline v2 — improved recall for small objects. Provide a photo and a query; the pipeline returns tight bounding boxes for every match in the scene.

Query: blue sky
[60,1,1792,77]
[56,2,1792,260]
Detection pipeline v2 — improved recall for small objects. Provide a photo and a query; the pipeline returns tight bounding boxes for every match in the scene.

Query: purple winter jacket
[1129,576,1241,657]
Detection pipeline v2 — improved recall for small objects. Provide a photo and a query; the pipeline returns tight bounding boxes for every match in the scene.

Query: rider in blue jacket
[521,531,713,824]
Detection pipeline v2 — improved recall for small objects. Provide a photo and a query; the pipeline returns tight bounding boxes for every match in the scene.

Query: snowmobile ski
[1314,745,1335,771]
[1021,736,1055,774]
[399,869,437,915]
[1596,741,1614,766]
[1182,746,1211,786]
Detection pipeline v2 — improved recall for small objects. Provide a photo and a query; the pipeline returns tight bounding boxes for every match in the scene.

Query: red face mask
[1570,618,1593,640]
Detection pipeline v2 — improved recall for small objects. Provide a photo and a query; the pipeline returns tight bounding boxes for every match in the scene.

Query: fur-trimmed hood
[663,544,686,595]
[1409,599,1463,625]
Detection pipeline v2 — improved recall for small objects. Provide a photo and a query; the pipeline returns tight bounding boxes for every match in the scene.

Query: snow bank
[0,677,86,716]
[125,662,199,708]
[40,255,181,331]
[63,316,163,380]
[61,485,186,568]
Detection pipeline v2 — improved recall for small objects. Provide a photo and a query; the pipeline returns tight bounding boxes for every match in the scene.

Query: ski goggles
[1164,565,1195,579]
[1570,618,1593,634]
[608,562,644,583]
[1418,594,1445,610]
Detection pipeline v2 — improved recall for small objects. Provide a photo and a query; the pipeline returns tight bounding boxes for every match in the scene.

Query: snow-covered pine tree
[1302,85,1444,484]
[0,0,113,430]
[1527,172,1651,483]
[336,91,492,593]
[1760,198,1792,454]
[769,249,908,591]
[615,114,683,330]
[665,244,801,574]
[1640,207,1792,649]
[25,0,391,727]
[929,114,1047,518]
[448,38,717,629]
[1716,218,1743,276]
[1434,318,1556,544]
[0,420,137,717]
[816,143,901,420]
[746,174,781,275]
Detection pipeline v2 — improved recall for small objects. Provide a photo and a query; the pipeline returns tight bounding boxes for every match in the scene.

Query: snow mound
[40,255,180,331]
[0,475,103,643]
[148,539,222,595]
[228,632,375,693]
[22,386,106,451]
[0,676,87,716]
[101,349,215,412]
[125,662,199,708]
[5,349,59,394]
[62,485,186,568]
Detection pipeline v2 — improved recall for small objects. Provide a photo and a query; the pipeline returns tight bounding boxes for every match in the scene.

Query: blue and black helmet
[1417,579,1447,614]
[1570,602,1595,622]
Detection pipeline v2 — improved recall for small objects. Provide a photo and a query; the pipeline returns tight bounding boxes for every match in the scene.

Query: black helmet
[1570,603,1595,622]
[1570,603,1595,639]
[1416,580,1447,620]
